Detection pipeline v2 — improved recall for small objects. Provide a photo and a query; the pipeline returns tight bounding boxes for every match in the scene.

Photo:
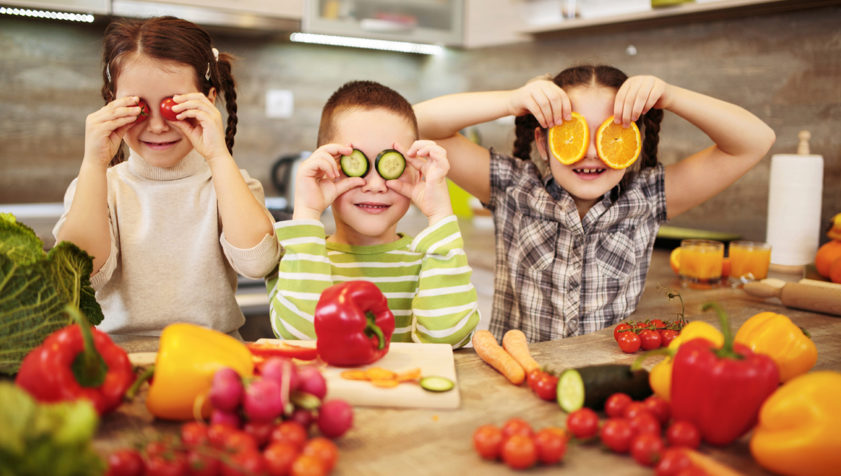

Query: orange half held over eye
[547,112,589,165]
[596,116,641,169]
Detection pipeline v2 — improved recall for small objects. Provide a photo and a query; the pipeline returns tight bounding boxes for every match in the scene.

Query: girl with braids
[53,16,279,337]
[415,65,775,342]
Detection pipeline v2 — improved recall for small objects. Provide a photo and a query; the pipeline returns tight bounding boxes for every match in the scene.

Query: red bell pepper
[314,280,395,367]
[247,341,318,361]
[15,305,135,415]
[670,303,779,446]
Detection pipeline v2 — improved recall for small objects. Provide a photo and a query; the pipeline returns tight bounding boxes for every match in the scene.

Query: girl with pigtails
[415,65,775,342]
[54,16,279,338]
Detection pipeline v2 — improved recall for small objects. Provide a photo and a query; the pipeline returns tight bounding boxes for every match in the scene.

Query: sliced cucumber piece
[557,369,585,412]
[557,364,651,413]
[419,376,455,393]
[375,149,406,180]
[340,149,369,177]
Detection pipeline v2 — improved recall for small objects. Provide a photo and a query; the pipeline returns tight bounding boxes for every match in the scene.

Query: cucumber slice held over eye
[375,149,406,180]
[340,149,370,177]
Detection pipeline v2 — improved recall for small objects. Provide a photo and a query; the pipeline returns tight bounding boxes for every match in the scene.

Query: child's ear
[534,127,549,161]
[206,87,217,103]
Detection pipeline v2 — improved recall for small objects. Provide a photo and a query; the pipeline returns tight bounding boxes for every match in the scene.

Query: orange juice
[729,241,772,281]
[679,239,724,287]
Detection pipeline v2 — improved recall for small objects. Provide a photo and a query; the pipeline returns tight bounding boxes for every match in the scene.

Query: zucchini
[375,149,406,180]
[340,149,369,177]
[556,364,651,413]
[419,376,455,393]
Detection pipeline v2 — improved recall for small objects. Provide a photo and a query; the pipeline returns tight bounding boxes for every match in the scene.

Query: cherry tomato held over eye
[639,329,662,351]
[617,331,642,353]
[134,99,150,124]
[160,97,179,121]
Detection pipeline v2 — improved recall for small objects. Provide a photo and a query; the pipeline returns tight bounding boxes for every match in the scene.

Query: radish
[317,399,353,438]
[210,408,240,428]
[209,367,243,412]
[243,378,285,422]
[297,366,327,399]
[260,357,300,392]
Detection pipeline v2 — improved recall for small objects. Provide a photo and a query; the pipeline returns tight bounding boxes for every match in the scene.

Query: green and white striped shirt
[266,215,480,348]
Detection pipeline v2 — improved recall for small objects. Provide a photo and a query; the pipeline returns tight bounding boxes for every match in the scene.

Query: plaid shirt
[485,150,667,342]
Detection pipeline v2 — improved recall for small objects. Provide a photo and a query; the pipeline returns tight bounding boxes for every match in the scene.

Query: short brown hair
[317,80,418,146]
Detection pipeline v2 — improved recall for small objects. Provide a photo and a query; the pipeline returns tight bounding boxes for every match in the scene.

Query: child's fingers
[385,179,412,199]
[333,176,365,196]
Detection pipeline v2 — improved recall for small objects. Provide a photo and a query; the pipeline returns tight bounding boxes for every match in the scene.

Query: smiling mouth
[573,167,606,175]
[355,202,390,210]
[143,139,180,147]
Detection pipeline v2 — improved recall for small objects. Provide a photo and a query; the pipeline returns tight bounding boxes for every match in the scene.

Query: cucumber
[375,149,406,180]
[419,376,455,393]
[556,364,651,413]
[340,149,369,177]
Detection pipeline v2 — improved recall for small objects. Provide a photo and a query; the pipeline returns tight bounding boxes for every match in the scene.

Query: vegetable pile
[0,213,103,375]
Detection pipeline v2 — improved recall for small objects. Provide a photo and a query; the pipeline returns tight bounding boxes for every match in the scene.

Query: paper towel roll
[765,153,824,266]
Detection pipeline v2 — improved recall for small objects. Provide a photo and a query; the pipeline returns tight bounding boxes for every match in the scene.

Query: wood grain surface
[93,250,841,475]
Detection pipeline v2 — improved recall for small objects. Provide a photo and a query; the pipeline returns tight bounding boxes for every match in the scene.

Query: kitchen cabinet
[520,0,841,36]
[2,0,109,14]
[303,0,529,48]
[110,0,302,31]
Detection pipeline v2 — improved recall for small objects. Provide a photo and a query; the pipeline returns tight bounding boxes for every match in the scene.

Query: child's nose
[146,109,171,132]
[361,170,388,192]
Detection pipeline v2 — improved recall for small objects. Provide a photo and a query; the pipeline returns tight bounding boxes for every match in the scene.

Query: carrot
[682,449,746,476]
[502,329,540,374]
[472,330,525,385]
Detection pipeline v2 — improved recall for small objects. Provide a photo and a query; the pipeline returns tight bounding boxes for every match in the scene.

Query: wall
[1,5,839,243]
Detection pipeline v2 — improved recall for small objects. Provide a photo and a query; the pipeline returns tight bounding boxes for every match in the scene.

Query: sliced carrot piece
[370,379,400,388]
[396,368,422,382]
[365,367,397,381]
[340,370,368,381]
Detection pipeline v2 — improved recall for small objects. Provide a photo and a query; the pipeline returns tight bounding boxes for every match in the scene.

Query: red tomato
[617,331,641,353]
[639,329,662,350]
[186,449,221,476]
[600,418,634,453]
[530,371,559,401]
[208,423,237,449]
[643,395,671,425]
[660,329,679,347]
[566,408,599,439]
[145,452,188,476]
[263,442,300,476]
[622,401,651,420]
[501,417,534,440]
[613,323,633,341]
[224,430,259,454]
[604,393,632,419]
[649,319,667,331]
[655,448,693,476]
[628,412,661,437]
[181,421,210,449]
[666,420,701,449]
[533,427,567,465]
[244,420,275,449]
[501,434,537,470]
[290,454,326,476]
[301,437,338,472]
[631,433,665,467]
[221,449,266,476]
[134,99,150,124]
[472,424,504,460]
[105,448,145,476]
[270,421,309,450]
[160,97,179,121]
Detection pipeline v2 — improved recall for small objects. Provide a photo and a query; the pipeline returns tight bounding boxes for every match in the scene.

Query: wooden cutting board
[256,339,460,410]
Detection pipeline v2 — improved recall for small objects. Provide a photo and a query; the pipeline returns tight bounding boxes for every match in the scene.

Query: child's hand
[293,144,365,221]
[164,92,229,162]
[509,78,571,129]
[83,96,143,167]
[388,140,453,225]
[613,75,671,126]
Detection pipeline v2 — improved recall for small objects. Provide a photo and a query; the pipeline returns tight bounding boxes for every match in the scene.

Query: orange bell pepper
[649,321,723,401]
[751,371,841,476]
[145,323,254,420]
[734,311,817,382]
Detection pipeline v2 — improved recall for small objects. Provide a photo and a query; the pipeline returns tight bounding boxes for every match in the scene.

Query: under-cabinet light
[290,32,444,56]
[0,6,94,23]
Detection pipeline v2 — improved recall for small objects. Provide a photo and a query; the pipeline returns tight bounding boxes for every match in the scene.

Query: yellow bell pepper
[649,321,723,401]
[734,311,817,382]
[751,371,841,476]
[146,323,254,420]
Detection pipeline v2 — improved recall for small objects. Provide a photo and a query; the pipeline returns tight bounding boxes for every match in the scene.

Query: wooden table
[94,250,841,475]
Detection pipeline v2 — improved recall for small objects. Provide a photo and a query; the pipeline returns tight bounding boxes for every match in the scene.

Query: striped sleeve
[409,215,480,348]
[267,219,332,340]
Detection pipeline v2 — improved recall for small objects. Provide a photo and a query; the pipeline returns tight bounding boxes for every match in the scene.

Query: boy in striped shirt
[266,81,480,347]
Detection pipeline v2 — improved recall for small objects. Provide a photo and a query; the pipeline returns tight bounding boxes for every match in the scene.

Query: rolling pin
[742,278,841,316]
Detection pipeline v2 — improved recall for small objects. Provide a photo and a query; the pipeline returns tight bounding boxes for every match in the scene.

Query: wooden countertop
[93,249,841,475]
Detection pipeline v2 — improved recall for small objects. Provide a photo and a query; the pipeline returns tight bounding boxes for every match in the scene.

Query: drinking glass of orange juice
[679,239,724,288]
[729,241,772,283]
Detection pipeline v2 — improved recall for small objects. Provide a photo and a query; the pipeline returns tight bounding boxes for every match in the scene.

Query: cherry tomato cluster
[105,420,339,476]
[472,418,568,470]
[566,393,706,476]
[526,368,559,402]
[613,319,684,354]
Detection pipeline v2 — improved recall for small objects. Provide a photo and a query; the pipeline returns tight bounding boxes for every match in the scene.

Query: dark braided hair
[513,65,663,191]
[100,16,238,165]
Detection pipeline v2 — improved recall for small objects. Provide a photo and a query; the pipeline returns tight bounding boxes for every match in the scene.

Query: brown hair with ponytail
[513,65,662,191]
[100,16,238,165]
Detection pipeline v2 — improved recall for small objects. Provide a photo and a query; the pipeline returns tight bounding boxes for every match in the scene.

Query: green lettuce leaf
[0,213,103,375]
